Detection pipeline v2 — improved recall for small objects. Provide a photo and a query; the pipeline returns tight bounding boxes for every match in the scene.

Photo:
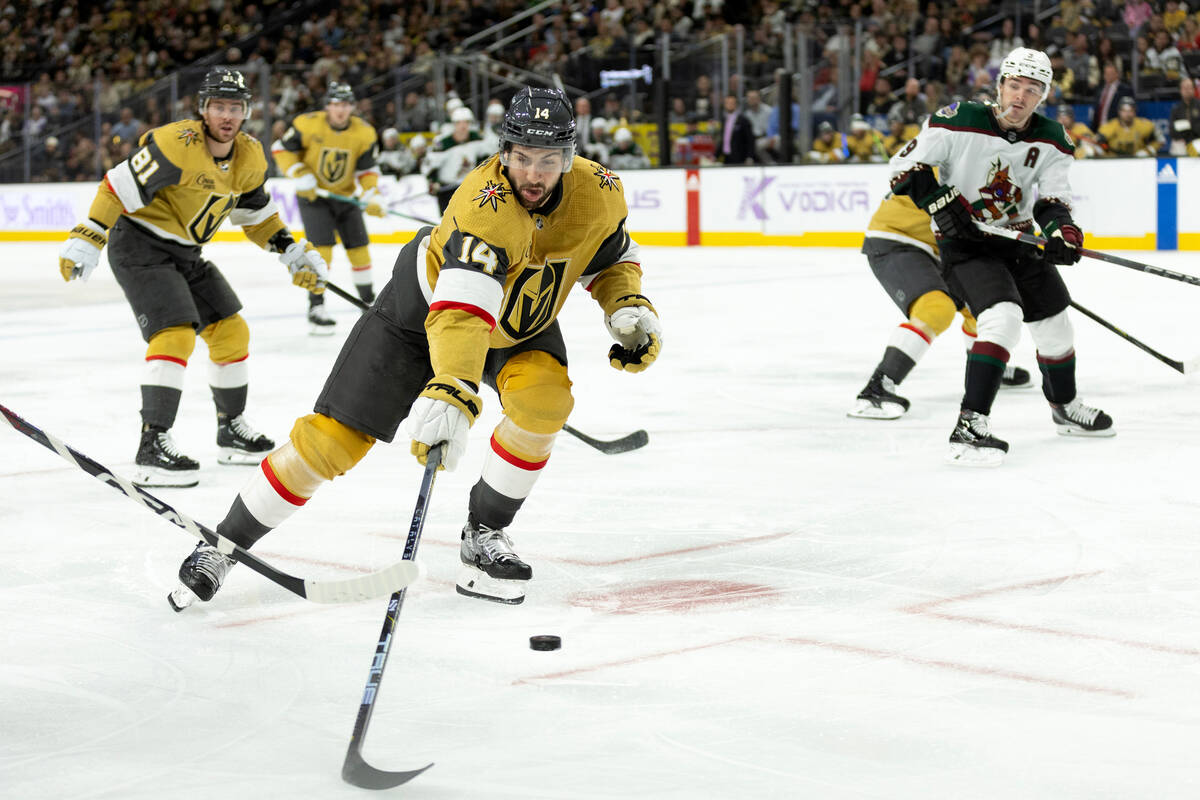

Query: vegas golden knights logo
[318,148,350,183]
[188,194,238,243]
[499,259,569,340]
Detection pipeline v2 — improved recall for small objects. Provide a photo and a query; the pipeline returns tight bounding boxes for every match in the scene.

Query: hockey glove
[279,240,328,293]
[405,376,481,471]
[58,221,107,282]
[606,300,663,373]
[359,187,386,218]
[918,184,983,241]
[293,172,318,202]
[1041,219,1083,265]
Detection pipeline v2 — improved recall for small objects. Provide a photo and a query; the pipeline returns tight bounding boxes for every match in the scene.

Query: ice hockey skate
[133,426,200,488]
[355,283,375,305]
[456,517,531,604]
[168,541,236,611]
[847,370,911,420]
[307,301,336,336]
[216,414,274,465]
[946,409,1009,466]
[1001,364,1032,388]
[1050,398,1115,437]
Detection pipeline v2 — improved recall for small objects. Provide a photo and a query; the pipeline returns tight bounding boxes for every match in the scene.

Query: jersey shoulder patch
[1028,114,1075,153]
[149,120,210,168]
[927,101,993,131]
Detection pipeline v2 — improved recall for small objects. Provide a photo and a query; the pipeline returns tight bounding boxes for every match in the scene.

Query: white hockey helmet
[996,47,1053,105]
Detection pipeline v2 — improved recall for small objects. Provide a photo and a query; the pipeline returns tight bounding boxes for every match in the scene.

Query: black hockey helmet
[499,86,576,173]
[198,67,251,113]
[324,81,356,105]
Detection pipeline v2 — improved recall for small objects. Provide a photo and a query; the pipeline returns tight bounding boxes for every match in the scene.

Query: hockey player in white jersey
[889,47,1114,465]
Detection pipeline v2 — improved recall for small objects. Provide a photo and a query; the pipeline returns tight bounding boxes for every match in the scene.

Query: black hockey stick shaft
[1069,300,1192,374]
[323,280,370,311]
[341,445,441,790]
[316,188,439,226]
[0,403,418,603]
[977,223,1200,288]
[562,422,649,454]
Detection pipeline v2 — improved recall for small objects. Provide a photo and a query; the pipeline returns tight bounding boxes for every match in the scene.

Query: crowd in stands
[2,0,1200,182]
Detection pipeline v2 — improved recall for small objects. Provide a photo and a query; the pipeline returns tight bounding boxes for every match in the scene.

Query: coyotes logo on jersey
[974,158,1023,221]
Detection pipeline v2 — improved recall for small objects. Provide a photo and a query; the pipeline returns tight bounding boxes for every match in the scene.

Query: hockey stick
[1068,300,1200,374]
[323,280,370,312]
[973,222,1200,288]
[0,403,419,603]
[342,445,441,790]
[562,422,649,454]
[316,188,438,226]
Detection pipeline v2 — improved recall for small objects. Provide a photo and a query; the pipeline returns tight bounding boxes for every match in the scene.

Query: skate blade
[847,399,906,420]
[133,466,199,488]
[217,447,268,465]
[1054,424,1116,438]
[455,566,526,605]
[168,585,198,612]
[945,443,1006,467]
[999,380,1033,389]
[308,322,336,336]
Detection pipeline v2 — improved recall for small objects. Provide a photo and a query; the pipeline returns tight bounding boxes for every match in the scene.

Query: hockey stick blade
[562,423,649,454]
[342,446,441,790]
[0,403,418,604]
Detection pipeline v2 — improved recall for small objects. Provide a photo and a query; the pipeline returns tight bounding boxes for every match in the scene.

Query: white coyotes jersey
[890,101,1075,229]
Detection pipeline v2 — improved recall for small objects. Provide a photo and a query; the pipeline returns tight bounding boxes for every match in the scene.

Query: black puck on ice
[530,635,561,651]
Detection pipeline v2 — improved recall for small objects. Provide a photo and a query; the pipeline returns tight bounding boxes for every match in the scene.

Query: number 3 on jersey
[130,146,160,185]
[459,234,499,274]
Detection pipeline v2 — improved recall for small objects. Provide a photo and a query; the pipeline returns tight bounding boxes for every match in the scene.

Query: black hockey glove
[917,184,983,241]
[1041,218,1083,266]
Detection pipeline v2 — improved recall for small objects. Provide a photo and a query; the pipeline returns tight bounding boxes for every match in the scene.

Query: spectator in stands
[1123,0,1154,34]
[583,117,611,163]
[424,105,489,212]
[22,105,48,140]
[601,92,627,125]
[1095,37,1126,81]
[1063,32,1097,99]
[717,93,756,164]
[988,18,1024,68]
[1097,96,1164,157]
[1168,77,1200,156]
[889,78,928,127]
[397,134,428,177]
[912,17,945,80]
[574,95,595,151]
[943,45,971,98]
[1147,30,1185,80]
[110,106,140,145]
[846,114,885,162]
[743,89,772,141]
[865,76,895,116]
[35,135,66,182]
[1057,106,1100,158]
[881,110,917,156]
[397,90,433,134]
[608,127,651,170]
[1094,61,1133,128]
[672,113,715,166]
[688,74,717,120]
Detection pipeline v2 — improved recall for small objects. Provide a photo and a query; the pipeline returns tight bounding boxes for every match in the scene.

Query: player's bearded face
[202,99,246,142]
[505,144,567,209]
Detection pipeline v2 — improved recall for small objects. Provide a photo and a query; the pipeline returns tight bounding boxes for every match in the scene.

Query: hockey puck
[529,635,561,651]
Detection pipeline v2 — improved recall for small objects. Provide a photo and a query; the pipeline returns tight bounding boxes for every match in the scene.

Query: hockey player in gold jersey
[274,81,383,334]
[848,191,1032,420]
[57,68,328,489]
[1096,97,1164,158]
[168,86,662,611]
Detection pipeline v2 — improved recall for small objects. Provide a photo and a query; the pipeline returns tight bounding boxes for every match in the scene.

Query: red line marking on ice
[383,531,791,567]
[903,570,1200,657]
[514,636,755,684]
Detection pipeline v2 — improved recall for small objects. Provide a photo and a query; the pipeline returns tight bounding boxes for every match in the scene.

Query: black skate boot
[217,414,274,465]
[946,409,1009,466]
[1050,398,1115,437]
[168,541,236,611]
[1001,364,1032,388]
[134,426,200,488]
[847,370,911,420]
[307,296,336,336]
[456,516,532,604]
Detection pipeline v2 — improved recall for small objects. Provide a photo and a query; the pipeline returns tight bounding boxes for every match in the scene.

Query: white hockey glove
[606,301,663,373]
[293,172,318,201]
[359,186,386,218]
[279,239,328,293]
[58,221,107,282]
[404,376,481,471]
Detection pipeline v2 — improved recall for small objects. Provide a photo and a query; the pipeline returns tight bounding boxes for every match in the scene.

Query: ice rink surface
[3,239,1200,799]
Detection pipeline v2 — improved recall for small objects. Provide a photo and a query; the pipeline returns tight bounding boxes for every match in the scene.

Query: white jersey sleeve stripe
[106,163,146,213]
[430,267,504,325]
